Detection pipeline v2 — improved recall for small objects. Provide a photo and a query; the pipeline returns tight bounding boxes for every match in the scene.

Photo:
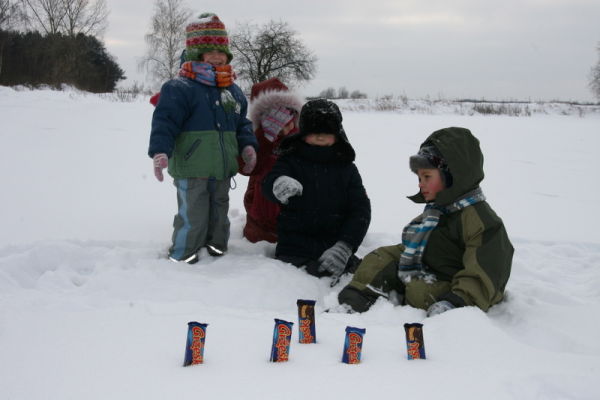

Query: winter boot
[337,286,379,313]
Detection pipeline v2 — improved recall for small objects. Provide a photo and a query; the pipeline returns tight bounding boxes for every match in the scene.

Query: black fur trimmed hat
[409,145,453,187]
[409,145,447,172]
[298,98,343,135]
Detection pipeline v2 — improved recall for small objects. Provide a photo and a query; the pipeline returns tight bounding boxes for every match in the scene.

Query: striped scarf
[398,187,486,281]
[179,62,236,87]
[179,61,217,86]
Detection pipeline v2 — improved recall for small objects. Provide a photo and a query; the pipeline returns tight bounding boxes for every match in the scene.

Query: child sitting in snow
[240,78,303,243]
[338,127,513,316]
[262,99,371,281]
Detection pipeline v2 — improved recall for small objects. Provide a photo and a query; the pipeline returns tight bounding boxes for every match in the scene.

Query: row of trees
[319,87,367,100]
[0,0,123,91]
[0,29,124,91]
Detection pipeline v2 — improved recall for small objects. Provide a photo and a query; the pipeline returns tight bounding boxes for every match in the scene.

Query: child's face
[417,168,445,201]
[202,50,228,66]
[303,133,336,146]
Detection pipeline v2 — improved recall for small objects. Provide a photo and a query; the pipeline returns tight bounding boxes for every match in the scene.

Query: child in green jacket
[148,13,257,263]
[338,127,513,316]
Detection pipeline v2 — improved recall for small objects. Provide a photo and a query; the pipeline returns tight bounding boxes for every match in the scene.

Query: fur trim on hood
[249,89,303,131]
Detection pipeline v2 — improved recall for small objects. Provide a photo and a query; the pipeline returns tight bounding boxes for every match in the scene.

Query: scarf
[398,187,486,282]
[179,62,235,87]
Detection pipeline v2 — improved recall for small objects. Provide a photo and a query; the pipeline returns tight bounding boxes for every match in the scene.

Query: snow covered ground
[1,86,599,400]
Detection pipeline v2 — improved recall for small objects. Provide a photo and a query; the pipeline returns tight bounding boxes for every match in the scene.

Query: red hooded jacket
[241,78,303,243]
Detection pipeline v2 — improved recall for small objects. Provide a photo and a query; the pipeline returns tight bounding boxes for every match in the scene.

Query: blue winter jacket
[148,77,257,180]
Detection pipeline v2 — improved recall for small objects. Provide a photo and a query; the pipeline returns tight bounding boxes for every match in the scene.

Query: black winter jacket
[262,131,371,261]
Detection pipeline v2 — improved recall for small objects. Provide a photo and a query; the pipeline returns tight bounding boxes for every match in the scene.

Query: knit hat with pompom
[185,13,233,62]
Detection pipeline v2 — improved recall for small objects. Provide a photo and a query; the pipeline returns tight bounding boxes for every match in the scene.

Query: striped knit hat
[185,13,233,63]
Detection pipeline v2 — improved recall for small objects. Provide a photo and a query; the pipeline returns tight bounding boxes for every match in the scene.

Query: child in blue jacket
[148,13,257,263]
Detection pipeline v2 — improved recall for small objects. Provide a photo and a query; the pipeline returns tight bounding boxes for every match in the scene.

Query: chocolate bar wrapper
[183,322,208,366]
[404,322,426,360]
[270,319,294,362]
[342,326,366,364]
[297,299,316,344]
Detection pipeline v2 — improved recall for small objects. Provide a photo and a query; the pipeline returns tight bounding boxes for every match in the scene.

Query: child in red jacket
[241,78,303,243]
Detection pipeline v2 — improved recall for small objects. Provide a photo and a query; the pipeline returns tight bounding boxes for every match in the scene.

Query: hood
[409,127,484,205]
[249,91,303,131]
[278,99,355,162]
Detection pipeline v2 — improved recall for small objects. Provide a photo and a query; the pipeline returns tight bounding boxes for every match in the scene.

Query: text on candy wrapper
[189,326,206,364]
[407,341,422,359]
[299,319,314,343]
[275,324,292,361]
[346,332,362,363]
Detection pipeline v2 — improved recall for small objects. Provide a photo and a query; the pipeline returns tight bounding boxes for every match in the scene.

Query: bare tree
[1,0,26,30]
[20,0,67,34]
[61,0,108,37]
[350,90,367,99]
[590,43,600,101]
[318,87,336,99]
[19,0,108,36]
[230,20,317,89]
[139,0,190,88]
[337,87,349,99]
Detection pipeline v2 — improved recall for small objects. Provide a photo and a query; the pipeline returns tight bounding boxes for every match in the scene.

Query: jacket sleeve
[443,205,514,311]
[148,81,190,158]
[232,86,258,153]
[338,165,371,252]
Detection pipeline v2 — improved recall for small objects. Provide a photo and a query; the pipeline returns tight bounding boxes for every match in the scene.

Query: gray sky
[104,0,600,101]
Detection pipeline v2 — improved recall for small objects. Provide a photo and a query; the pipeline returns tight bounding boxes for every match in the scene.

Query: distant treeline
[0,30,124,92]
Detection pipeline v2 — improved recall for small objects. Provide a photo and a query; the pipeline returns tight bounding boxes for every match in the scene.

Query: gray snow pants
[169,177,231,261]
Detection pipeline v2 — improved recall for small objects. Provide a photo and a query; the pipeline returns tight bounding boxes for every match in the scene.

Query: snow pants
[340,244,451,311]
[169,177,231,261]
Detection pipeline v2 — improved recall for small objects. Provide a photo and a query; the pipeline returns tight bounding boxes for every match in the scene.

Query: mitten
[215,65,234,87]
[272,176,303,204]
[318,241,352,277]
[260,107,294,142]
[426,300,455,317]
[153,153,168,182]
[241,145,257,174]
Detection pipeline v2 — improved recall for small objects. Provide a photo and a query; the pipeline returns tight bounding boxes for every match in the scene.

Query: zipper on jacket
[215,89,229,176]
[184,139,201,161]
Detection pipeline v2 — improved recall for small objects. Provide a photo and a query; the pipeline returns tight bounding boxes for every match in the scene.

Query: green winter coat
[349,127,513,311]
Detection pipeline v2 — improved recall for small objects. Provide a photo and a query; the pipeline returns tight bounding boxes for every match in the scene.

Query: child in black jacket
[262,99,371,280]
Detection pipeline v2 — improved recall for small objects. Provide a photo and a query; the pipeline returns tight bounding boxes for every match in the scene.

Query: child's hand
[153,153,168,182]
[318,241,352,277]
[241,146,257,174]
[272,176,303,204]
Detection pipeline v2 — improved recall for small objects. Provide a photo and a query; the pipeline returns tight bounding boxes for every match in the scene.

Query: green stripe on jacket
[168,130,239,179]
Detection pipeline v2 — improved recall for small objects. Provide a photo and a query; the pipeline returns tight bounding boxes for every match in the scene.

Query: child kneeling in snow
[262,99,371,281]
[338,127,513,316]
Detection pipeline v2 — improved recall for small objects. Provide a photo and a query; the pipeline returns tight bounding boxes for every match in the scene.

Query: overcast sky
[104,0,600,101]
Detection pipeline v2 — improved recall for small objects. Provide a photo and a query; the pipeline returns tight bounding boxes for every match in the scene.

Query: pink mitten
[153,153,168,182]
[241,146,257,174]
